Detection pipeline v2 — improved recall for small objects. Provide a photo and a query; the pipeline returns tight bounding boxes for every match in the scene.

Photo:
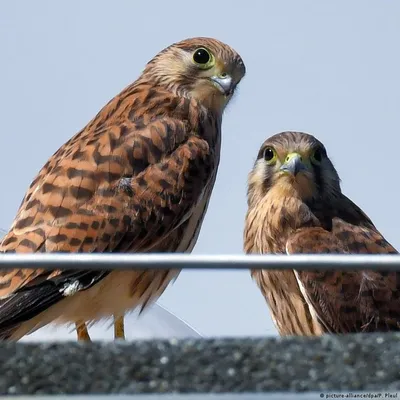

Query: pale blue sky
[1,0,400,337]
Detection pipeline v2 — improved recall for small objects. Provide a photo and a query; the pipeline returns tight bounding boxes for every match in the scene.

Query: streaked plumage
[0,37,245,340]
[244,131,399,335]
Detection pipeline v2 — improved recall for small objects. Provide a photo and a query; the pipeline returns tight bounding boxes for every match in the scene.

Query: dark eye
[263,147,276,163]
[311,147,324,164]
[193,48,211,64]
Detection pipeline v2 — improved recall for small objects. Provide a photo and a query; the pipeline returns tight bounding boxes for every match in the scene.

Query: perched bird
[0,37,245,341]
[244,131,399,335]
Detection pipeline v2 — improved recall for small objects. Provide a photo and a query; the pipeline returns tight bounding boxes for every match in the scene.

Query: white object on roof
[20,303,202,342]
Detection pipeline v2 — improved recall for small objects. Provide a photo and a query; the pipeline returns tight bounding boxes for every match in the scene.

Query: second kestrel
[244,131,399,335]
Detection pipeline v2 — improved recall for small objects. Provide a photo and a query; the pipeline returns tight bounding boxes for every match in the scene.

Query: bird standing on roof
[244,131,399,335]
[0,37,246,340]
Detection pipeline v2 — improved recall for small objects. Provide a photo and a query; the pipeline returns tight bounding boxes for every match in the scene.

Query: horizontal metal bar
[0,253,400,271]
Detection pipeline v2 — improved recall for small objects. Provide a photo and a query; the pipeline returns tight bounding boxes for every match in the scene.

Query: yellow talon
[76,321,91,341]
[114,315,125,340]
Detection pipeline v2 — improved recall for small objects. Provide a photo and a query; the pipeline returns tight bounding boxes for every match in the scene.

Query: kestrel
[0,37,245,341]
[244,131,399,335]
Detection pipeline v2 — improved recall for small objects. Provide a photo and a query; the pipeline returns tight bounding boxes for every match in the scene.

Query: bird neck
[136,72,227,122]
[244,185,320,254]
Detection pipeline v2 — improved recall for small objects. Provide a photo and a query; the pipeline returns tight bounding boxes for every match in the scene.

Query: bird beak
[280,153,308,176]
[210,74,234,96]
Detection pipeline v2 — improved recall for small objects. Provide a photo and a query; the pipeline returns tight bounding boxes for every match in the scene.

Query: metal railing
[0,253,400,271]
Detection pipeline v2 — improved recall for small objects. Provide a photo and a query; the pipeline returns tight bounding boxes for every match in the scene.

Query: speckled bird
[0,37,246,341]
[244,131,400,335]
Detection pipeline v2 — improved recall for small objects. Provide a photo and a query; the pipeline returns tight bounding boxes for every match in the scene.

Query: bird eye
[311,147,324,164]
[192,48,214,69]
[263,147,277,164]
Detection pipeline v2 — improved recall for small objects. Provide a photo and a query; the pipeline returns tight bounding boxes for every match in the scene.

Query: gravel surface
[0,334,399,395]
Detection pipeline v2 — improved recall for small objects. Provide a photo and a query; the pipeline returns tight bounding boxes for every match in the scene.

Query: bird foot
[114,315,125,340]
[76,321,91,341]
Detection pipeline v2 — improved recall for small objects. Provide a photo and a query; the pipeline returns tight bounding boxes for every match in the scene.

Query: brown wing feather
[251,269,323,335]
[0,90,217,335]
[287,218,400,333]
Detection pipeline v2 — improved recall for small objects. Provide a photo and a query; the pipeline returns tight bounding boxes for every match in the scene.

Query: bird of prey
[244,131,399,335]
[0,37,246,341]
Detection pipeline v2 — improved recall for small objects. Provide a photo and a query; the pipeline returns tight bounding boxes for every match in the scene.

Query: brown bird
[244,131,399,335]
[0,37,246,341]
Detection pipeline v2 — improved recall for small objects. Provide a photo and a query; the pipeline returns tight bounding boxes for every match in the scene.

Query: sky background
[1,0,400,338]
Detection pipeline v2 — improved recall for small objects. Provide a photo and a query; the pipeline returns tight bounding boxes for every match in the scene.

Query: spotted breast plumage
[0,37,246,340]
[244,131,399,335]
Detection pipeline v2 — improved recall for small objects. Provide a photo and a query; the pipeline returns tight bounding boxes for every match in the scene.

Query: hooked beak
[210,74,234,96]
[280,153,308,176]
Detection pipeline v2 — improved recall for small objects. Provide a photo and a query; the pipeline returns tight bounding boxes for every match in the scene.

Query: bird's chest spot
[253,194,316,254]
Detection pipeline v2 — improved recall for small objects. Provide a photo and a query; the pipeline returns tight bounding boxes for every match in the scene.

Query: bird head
[248,131,342,205]
[141,37,246,113]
